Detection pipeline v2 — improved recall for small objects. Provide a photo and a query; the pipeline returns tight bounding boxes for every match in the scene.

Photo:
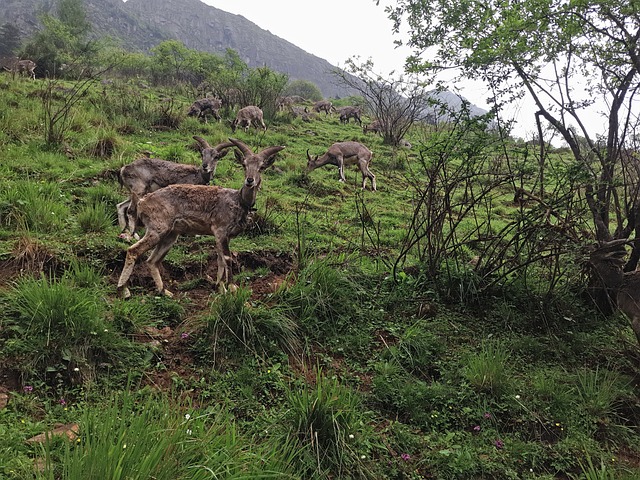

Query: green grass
[0,77,638,480]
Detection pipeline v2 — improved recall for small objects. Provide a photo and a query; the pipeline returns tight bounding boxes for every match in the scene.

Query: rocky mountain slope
[1,0,353,97]
[1,0,487,113]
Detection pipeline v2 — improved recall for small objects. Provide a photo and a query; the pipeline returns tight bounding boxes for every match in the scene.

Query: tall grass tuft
[76,202,114,233]
[39,391,298,479]
[463,341,512,396]
[0,180,69,232]
[3,273,135,385]
[571,453,618,480]
[576,367,627,420]
[205,286,299,355]
[276,258,364,337]
[283,369,368,478]
[61,258,104,288]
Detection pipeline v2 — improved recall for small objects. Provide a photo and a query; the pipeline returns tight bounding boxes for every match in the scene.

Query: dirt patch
[110,248,295,299]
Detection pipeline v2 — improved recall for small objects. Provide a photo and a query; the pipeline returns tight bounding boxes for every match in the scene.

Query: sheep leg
[213,233,233,288]
[126,209,141,241]
[145,231,179,297]
[118,197,141,242]
[117,231,161,298]
[116,199,130,231]
[337,158,346,182]
[362,168,376,191]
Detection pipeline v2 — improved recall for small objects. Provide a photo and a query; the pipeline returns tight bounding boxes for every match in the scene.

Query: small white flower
[186,429,192,435]
[515,395,521,400]
[73,367,80,372]
[104,329,108,332]
[349,434,355,439]
[360,455,366,460]
[185,413,191,420]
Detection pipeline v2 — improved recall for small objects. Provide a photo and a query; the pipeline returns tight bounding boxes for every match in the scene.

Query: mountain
[1,0,352,97]
[1,0,487,115]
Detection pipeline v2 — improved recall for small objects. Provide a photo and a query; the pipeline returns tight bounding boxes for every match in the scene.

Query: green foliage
[109,298,157,334]
[202,286,299,356]
[76,202,114,233]
[38,390,297,479]
[276,258,365,339]
[4,274,106,380]
[61,259,104,289]
[150,40,194,84]
[0,180,70,233]
[390,0,640,244]
[0,23,22,56]
[0,62,639,480]
[284,79,322,102]
[283,370,371,478]
[575,367,628,420]
[463,341,512,396]
[57,0,91,39]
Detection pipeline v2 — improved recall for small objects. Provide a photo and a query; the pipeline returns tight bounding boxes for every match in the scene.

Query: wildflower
[184,413,191,420]
[59,398,66,405]
[473,425,481,432]
[348,434,355,439]
[23,385,33,393]
[494,439,504,449]
[515,394,521,400]
[73,367,80,372]
[360,455,366,460]
[401,453,411,461]
[186,429,192,435]
[483,412,492,419]
[181,332,189,339]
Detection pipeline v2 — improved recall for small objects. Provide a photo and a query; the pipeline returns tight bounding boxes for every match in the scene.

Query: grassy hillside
[0,76,639,479]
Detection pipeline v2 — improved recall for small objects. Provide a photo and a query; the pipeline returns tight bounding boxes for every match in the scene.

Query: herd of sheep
[116,96,380,297]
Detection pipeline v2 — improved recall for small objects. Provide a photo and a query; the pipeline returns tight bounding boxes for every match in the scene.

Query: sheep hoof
[118,286,132,299]
[162,289,174,298]
[217,283,237,294]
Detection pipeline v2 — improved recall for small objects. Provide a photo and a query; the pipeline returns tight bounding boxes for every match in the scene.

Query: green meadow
[0,73,638,480]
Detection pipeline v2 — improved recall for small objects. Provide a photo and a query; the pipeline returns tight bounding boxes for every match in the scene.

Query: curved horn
[306,149,312,162]
[213,141,236,153]
[192,135,211,150]
[259,146,285,160]
[228,137,253,157]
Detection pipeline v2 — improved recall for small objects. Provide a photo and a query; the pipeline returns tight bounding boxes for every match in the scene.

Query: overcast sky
[206,0,411,75]
[202,1,607,142]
